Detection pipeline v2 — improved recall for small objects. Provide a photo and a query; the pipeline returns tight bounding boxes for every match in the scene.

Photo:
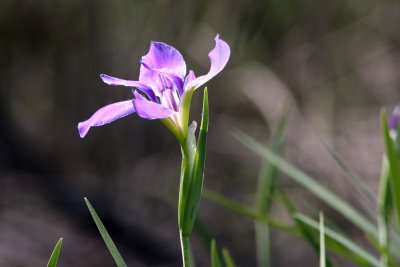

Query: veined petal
[78,100,135,138]
[185,35,230,90]
[133,91,175,120]
[139,42,186,94]
[100,74,157,102]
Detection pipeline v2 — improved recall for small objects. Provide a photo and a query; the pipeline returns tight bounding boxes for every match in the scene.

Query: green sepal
[181,88,209,235]
[47,238,63,267]
[84,198,127,267]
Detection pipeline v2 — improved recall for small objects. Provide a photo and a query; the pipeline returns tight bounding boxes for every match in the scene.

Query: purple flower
[78,35,230,138]
[389,105,400,131]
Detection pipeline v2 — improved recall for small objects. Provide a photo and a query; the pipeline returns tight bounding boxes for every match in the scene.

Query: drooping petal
[132,91,175,120]
[78,100,135,138]
[139,42,186,94]
[100,74,158,102]
[185,35,230,90]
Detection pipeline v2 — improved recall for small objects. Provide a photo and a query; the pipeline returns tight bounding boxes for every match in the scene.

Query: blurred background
[1,0,400,266]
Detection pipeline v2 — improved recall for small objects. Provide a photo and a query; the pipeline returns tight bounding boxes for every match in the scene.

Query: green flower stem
[180,231,191,267]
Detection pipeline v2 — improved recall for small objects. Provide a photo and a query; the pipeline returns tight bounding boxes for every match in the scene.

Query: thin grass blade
[255,103,290,267]
[320,212,326,267]
[84,198,127,267]
[47,238,63,267]
[233,130,377,238]
[295,213,380,266]
[211,239,222,267]
[222,248,236,267]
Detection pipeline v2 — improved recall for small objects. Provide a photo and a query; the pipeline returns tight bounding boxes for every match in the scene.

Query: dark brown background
[1,0,400,266]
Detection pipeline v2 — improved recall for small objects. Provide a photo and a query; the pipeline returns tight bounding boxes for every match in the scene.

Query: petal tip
[78,122,89,138]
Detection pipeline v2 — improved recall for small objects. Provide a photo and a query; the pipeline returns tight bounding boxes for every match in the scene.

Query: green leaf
[222,248,236,267]
[47,238,63,267]
[320,212,326,267]
[381,109,400,232]
[211,239,222,267]
[84,198,127,267]
[233,130,377,238]
[182,88,209,235]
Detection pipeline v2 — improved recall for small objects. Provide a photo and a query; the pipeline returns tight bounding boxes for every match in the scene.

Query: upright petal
[139,42,186,94]
[78,100,135,138]
[133,91,175,120]
[183,70,196,91]
[100,74,158,102]
[185,35,230,90]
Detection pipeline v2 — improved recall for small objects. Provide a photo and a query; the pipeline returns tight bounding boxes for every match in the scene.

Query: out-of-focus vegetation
[1,0,400,266]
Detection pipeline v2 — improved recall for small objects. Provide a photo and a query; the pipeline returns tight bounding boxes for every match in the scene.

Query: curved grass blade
[381,109,400,232]
[203,189,299,235]
[47,238,63,267]
[84,198,127,267]
[233,130,377,238]
[205,189,380,266]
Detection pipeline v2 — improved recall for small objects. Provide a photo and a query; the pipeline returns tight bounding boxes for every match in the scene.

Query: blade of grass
[47,238,63,267]
[211,239,222,267]
[278,187,334,267]
[233,130,377,238]
[205,189,380,266]
[203,189,299,236]
[381,109,400,232]
[378,156,391,267]
[84,198,127,267]
[222,248,236,267]
[320,212,326,267]
[320,139,377,219]
[294,213,380,266]
[255,103,290,267]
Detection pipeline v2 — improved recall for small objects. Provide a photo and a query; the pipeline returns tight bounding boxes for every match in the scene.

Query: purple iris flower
[389,105,400,131]
[78,35,230,138]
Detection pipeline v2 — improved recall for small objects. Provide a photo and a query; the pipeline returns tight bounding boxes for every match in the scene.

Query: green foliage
[84,198,127,267]
[381,109,400,232]
[47,238,63,267]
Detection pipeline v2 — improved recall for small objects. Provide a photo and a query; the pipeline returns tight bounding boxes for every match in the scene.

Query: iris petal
[139,42,187,94]
[78,100,135,138]
[100,74,157,102]
[133,91,175,120]
[185,35,230,90]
